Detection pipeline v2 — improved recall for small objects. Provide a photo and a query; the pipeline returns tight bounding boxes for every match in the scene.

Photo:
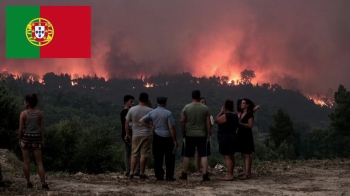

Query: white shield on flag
[34,26,45,39]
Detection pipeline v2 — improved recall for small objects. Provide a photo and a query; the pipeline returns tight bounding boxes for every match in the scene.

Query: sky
[1,0,350,99]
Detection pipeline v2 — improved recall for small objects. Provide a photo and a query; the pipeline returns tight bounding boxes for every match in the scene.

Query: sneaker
[179,172,187,180]
[166,177,176,181]
[139,174,148,180]
[42,183,49,190]
[128,174,134,180]
[202,173,210,181]
[27,182,33,189]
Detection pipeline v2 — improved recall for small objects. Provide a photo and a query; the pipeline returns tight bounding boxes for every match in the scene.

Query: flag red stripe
[40,6,91,58]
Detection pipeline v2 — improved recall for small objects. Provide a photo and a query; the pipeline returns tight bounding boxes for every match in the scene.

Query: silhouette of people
[19,94,49,189]
[215,99,239,181]
[125,92,153,180]
[180,90,211,181]
[120,95,140,177]
[140,97,178,181]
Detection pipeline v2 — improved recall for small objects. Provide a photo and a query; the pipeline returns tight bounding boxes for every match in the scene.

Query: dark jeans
[153,133,175,180]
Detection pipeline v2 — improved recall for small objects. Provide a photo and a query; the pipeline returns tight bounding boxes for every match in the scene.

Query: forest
[1,71,349,174]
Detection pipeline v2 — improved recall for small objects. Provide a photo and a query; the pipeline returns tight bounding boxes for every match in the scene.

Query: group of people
[14,90,256,189]
[121,90,258,181]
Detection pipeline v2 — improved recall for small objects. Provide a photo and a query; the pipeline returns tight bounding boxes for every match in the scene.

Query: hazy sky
[1,0,349,98]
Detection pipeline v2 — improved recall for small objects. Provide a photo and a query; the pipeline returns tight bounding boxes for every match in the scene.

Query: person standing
[237,98,255,180]
[125,92,153,180]
[120,95,140,177]
[180,90,211,181]
[139,97,178,181]
[194,97,214,176]
[18,94,49,189]
[215,99,239,181]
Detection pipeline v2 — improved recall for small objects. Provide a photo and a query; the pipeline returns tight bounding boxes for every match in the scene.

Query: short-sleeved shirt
[125,105,153,137]
[141,106,175,137]
[181,102,211,137]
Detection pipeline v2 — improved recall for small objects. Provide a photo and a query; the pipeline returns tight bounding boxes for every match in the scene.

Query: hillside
[1,149,349,196]
[2,72,333,133]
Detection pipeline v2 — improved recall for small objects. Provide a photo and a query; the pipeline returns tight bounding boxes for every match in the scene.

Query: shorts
[19,132,43,149]
[181,136,208,158]
[132,135,152,158]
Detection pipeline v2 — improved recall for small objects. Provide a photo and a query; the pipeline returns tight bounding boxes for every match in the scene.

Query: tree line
[1,72,347,174]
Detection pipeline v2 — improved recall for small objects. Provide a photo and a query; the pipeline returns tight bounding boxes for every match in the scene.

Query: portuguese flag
[6,6,91,58]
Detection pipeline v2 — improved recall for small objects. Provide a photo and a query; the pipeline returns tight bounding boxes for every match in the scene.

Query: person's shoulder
[121,108,128,114]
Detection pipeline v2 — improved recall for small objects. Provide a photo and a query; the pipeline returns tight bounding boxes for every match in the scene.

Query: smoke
[0,0,350,96]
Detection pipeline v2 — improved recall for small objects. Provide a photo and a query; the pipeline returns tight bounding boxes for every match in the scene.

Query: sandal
[239,175,250,180]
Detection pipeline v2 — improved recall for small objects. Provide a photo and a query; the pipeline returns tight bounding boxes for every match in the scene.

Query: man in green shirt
[179,90,211,181]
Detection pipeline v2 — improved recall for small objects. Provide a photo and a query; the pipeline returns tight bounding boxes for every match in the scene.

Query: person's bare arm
[139,119,154,131]
[18,112,25,142]
[239,118,254,128]
[125,119,131,141]
[180,115,186,138]
[215,106,226,124]
[206,117,211,138]
[253,105,260,113]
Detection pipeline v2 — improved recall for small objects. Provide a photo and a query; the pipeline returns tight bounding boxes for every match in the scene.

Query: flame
[71,81,78,86]
[144,83,154,88]
[306,94,334,108]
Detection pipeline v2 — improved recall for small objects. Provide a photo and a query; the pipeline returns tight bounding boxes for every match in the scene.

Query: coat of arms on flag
[26,18,54,46]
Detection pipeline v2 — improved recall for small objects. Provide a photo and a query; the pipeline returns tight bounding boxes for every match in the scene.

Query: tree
[240,69,256,84]
[0,81,21,150]
[269,109,300,147]
[329,84,350,137]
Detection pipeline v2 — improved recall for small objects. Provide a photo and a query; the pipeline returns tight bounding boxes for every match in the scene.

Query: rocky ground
[0,149,349,196]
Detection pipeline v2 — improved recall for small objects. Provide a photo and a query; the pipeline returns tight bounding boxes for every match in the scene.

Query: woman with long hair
[215,99,239,181]
[237,98,255,180]
[18,94,49,189]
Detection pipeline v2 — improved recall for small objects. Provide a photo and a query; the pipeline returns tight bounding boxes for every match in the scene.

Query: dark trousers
[153,133,175,180]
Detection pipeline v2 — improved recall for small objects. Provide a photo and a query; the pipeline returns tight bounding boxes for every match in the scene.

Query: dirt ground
[1,149,349,196]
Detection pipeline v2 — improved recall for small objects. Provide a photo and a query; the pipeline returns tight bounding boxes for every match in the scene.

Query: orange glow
[306,94,334,108]
[144,83,154,88]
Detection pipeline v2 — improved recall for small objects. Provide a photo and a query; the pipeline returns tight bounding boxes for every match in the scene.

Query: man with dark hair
[120,95,140,177]
[125,92,153,180]
[139,97,178,181]
[180,90,211,181]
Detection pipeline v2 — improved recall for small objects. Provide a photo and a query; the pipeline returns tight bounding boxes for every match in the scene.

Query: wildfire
[144,83,154,88]
[306,94,334,108]
[71,81,78,86]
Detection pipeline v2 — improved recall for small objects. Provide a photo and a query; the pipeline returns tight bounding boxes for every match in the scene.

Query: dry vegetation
[1,149,349,196]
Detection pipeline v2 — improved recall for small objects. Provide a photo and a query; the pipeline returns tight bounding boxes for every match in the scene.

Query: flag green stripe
[6,6,40,58]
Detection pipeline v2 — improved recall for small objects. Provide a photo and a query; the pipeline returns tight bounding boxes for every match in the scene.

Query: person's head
[124,95,135,108]
[139,92,149,104]
[24,94,38,109]
[200,97,206,105]
[224,99,234,112]
[157,97,167,106]
[236,99,243,113]
[241,98,255,112]
[192,90,201,101]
